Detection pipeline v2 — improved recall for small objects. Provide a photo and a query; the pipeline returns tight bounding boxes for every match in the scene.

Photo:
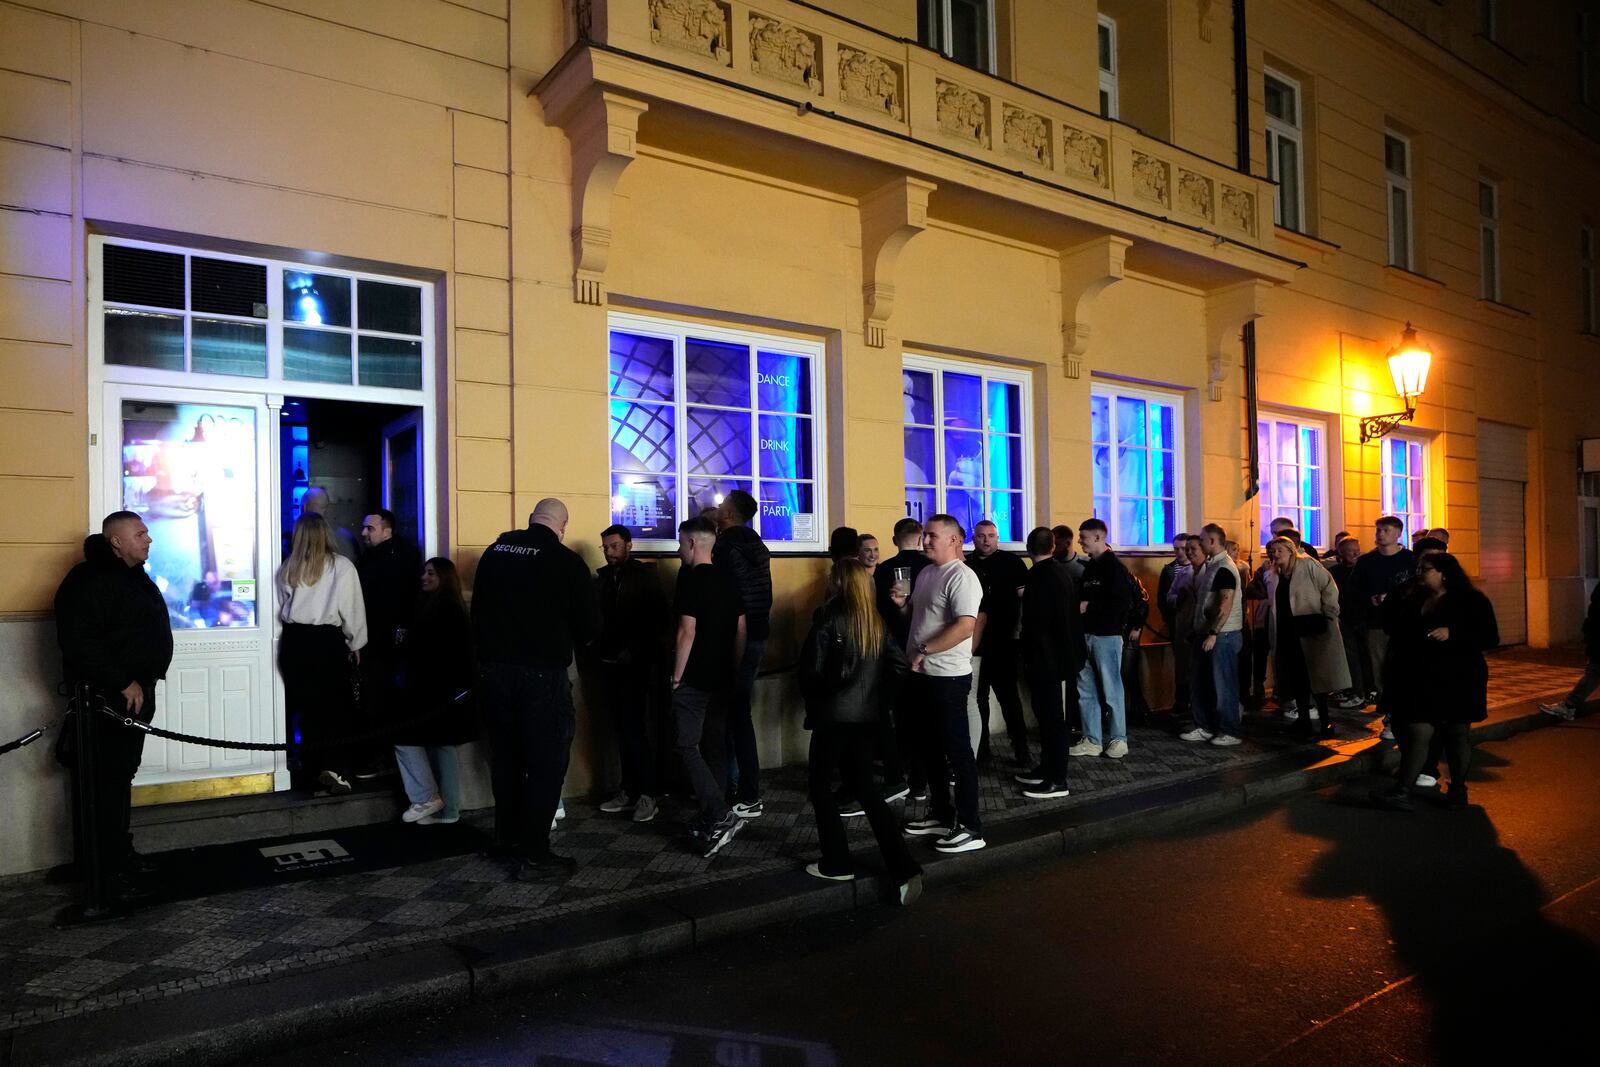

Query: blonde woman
[798,558,921,904]
[277,512,368,794]
[1265,536,1349,741]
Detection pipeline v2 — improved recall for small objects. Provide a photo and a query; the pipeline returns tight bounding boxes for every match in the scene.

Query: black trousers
[600,660,655,799]
[977,639,1029,762]
[808,722,921,883]
[482,663,575,857]
[912,673,980,833]
[74,683,153,879]
[1027,669,1070,784]
[280,624,356,784]
[1398,720,1471,788]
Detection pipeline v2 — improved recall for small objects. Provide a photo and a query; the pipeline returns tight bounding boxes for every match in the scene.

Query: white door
[101,384,283,788]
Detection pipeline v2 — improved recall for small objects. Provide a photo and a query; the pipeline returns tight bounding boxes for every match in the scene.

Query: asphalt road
[257,723,1600,1066]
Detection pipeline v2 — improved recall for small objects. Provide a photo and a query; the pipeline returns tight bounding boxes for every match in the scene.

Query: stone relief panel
[1132,150,1171,207]
[648,0,732,66]
[1221,184,1257,236]
[749,13,823,94]
[1002,105,1051,168]
[1177,168,1214,220]
[935,79,990,148]
[1061,125,1109,187]
[838,46,904,120]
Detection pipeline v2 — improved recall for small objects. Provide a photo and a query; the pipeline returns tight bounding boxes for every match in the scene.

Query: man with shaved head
[472,497,601,878]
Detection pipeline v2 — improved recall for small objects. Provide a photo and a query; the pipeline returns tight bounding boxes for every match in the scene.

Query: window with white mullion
[919,0,996,74]
[1264,69,1304,232]
[1097,15,1119,120]
[1381,433,1428,540]
[1385,130,1414,270]
[1479,179,1501,302]
[1090,382,1184,549]
[1256,414,1326,548]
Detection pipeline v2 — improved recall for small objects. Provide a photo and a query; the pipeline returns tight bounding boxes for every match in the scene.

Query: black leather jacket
[798,602,909,727]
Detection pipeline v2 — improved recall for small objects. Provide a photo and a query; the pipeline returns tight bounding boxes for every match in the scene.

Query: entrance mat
[144,819,492,903]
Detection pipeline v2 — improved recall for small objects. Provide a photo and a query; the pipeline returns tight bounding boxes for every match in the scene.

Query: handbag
[1291,613,1328,637]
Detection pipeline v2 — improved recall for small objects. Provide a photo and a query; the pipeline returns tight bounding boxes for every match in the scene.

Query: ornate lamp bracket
[1359,407,1417,443]
[1057,236,1131,378]
[860,177,937,347]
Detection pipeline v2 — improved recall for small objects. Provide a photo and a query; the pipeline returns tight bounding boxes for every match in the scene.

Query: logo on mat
[260,839,352,872]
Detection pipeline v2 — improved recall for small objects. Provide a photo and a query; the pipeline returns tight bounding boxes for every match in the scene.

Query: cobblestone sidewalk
[0,652,1579,1034]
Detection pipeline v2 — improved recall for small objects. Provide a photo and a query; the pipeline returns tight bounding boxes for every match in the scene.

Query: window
[1381,434,1428,540]
[1090,383,1183,549]
[1584,227,1597,333]
[902,355,1030,546]
[1256,415,1326,548]
[1097,15,1119,120]
[919,0,995,73]
[1384,130,1413,270]
[1264,70,1304,232]
[1479,179,1500,302]
[95,239,429,392]
[607,314,824,550]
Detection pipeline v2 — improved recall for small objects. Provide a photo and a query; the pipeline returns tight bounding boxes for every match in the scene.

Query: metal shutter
[1477,421,1529,646]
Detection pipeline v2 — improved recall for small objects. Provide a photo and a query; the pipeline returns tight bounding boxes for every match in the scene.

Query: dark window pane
[609,331,675,401]
[757,480,815,542]
[945,488,983,543]
[283,327,352,383]
[610,400,676,474]
[192,319,267,378]
[103,245,185,310]
[358,280,422,335]
[686,407,751,476]
[989,491,1024,544]
[758,414,813,480]
[687,478,751,522]
[358,336,422,390]
[903,369,935,425]
[945,429,983,486]
[756,351,811,413]
[685,338,750,407]
[942,372,982,428]
[191,257,266,318]
[283,271,351,328]
[986,381,1020,432]
[612,473,677,541]
[904,427,936,485]
[105,308,184,370]
[905,486,936,526]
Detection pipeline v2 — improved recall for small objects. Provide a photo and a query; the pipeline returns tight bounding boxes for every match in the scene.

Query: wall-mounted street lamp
[1360,322,1433,443]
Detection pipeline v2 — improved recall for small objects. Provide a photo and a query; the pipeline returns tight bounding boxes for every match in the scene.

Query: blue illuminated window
[902,355,1030,546]
[1091,383,1182,548]
[607,315,824,549]
[1381,433,1427,539]
[1257,414,1326,548]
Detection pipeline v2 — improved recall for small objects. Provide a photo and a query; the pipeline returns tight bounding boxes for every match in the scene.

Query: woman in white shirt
[277,513,368,794]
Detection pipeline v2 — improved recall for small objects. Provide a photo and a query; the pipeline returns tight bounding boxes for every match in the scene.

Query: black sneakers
[1022,781,1070,799]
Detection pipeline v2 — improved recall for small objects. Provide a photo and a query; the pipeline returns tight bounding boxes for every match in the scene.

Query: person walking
[1371,553,1498,810]
[799,559,922,903]
[968,519,1030,766]
[54,512,175,905]
[672,516,748,857]
[1181,524,1247,745]
[356,508,422,779]
[892,514,986,853]
[393,557,475,825]
[593,524,670,824]
[1541,580,1600,722]
[712,489,771,819]
[1264,536,1349,742]
[1355,517,1416,739]
[471,499,601,877]
[277,513,368,795]
[1071,518,1134,759]
[1014,527,1085,799]
[1157,534,1195,718]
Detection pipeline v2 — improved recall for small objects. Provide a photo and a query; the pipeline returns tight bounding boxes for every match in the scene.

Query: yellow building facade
[2,0,1597,874]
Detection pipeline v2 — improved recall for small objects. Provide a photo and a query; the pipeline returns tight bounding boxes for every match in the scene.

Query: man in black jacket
[1071,518,1134,758]
[54,512,174,902]
[472,498,601,877]
[712,489,771,818]
[357,508,421,777]
[874,517,931,798]
[968,520,1030,766]
[594,524,670,823]
[1015,527,1085,799]
[1156,534,1194,717]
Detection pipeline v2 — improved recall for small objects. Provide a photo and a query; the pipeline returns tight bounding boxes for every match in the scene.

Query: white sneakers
[1178,728,1214,742]
[402,797,444,823]
[1103,739,1129,759]
[1209,734,1242,747]
[1414,774,1438,787]
[1068,739,1103,757]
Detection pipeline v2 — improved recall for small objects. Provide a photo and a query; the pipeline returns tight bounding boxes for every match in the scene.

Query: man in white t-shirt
[890,513,986,854]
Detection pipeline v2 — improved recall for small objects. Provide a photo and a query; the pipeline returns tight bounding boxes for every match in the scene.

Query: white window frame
[1582,226,1597,334]
[1097,15,1119,120]
[606,311,828,554]
[1264,68,1305,232]
[901,353,1033,549]
[1380,432,1429,540]
[1090,380,1187,550]
[1479,179,1501,302]
[922,0,998,75]
[1256,412,1328,548]
[1385,130,1414,270]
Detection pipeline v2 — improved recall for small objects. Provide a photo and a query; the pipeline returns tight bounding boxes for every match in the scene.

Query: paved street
[252,722,1600,1067]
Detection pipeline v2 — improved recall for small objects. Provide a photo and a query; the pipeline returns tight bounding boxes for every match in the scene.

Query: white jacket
[276,555,368,650]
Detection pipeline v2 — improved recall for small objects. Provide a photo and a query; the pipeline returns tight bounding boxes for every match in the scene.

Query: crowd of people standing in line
[55,489,1520,908]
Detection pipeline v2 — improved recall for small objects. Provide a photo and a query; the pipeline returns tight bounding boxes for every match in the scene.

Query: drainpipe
[1234,0,1261,504]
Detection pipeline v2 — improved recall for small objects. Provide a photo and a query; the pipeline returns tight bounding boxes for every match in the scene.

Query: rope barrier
[0,722,53,756]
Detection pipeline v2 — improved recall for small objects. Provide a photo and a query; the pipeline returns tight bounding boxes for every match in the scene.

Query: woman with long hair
[1265,536,1350,741]
[393,558,477,824]
[277,512,368,793]
[799,558,921,904]
[1371,553,1498,810]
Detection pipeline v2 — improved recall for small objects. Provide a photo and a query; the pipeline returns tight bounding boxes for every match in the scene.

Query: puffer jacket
[798,601,909,726]
[54,533,174,696]
[713,525,773,640]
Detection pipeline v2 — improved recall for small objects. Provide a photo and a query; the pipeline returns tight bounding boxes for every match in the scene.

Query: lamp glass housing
[1386,325,1432,403]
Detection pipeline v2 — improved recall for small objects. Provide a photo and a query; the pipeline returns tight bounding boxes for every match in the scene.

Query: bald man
[472,498,601,877]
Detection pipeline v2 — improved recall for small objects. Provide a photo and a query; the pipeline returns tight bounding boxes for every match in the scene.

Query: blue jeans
[395,744,461,819]
[1192,629,1244,737]
[1075,634,1126,746]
